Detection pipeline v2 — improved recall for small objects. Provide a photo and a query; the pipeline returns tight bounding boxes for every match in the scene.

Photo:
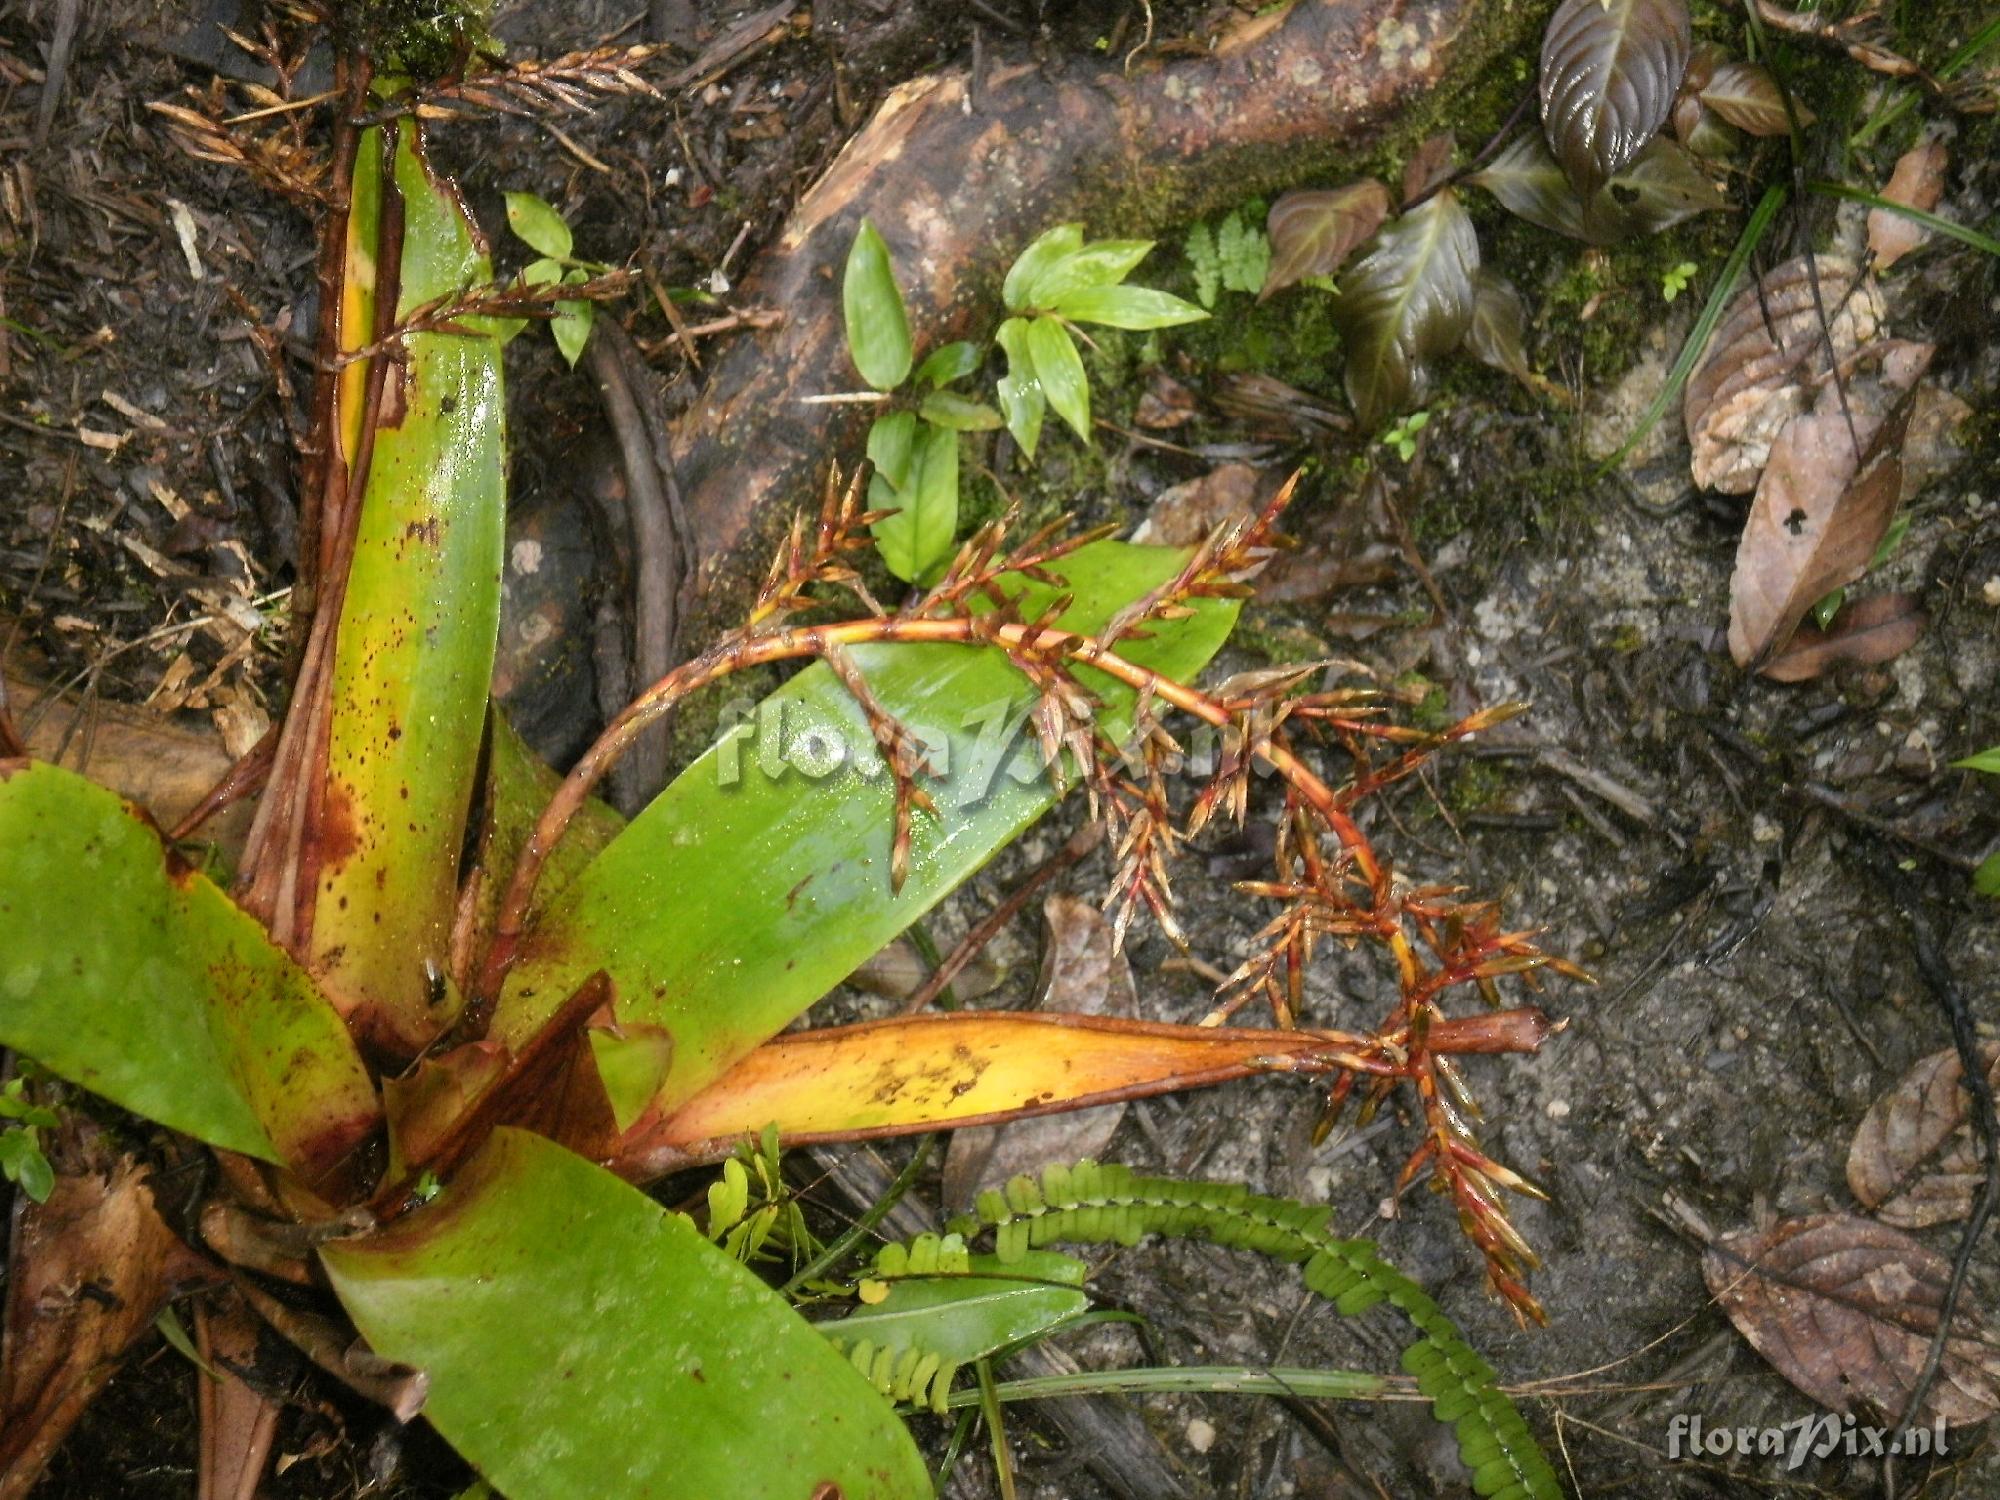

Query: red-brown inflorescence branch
[467,470,1581,1318]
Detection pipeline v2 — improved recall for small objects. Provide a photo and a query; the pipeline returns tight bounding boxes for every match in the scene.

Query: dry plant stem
[473,615,1384,1011]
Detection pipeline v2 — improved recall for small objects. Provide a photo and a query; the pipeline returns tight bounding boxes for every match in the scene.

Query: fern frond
[951,1162,1562,1500]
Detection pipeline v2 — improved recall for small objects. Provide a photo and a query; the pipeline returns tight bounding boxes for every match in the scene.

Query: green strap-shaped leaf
[1047,284,1208,331]
[310,120,508,1054]
[994,318,1046,459]
[489,543,1237,1118]
[869,417,960,584]
[0,761,378,1179]
[1024,239,1153,307]
[1002,224,1083,313]
[844,219,914,391]
[1021,316,1090,444]
[323,1129,930,1500]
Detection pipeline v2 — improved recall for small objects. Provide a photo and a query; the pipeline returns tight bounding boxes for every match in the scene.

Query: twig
[31,0,82,147]
[899,823,1103,1016]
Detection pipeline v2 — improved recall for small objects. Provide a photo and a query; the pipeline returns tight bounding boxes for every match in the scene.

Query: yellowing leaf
[624,1013,1372,1162]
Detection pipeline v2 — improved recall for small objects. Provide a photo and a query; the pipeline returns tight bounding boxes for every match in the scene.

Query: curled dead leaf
[1758,591,1927,683]
[1256,470,1402,603]
[1849,1043,2000,1229]
[1,1159,219,1492]
[1869,140,1950,272]
[1684,255,1883,494]
[1704,1213,2000,1428]
[939,894,1139,1211]
[1210,371,1349,442]
[1727,351,1931,670]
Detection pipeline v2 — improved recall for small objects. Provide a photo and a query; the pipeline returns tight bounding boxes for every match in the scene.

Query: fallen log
[667,0,1533,643]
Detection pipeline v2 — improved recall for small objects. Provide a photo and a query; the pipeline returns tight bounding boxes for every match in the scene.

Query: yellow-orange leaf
[613,1014,1378,1175]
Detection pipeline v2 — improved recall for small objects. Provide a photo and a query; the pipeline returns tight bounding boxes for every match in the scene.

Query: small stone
[1545,1097,1571,1120]
[1185,1418,1217,1454]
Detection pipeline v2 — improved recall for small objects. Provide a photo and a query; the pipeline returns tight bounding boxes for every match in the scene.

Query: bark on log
[667,0,1532,643]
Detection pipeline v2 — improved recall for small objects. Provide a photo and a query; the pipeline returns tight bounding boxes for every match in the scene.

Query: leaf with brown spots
[1684,255,1884,494]
[941,894,1139,1211]
[1704,1213,2000,1427]
[1849,1043,2000,1229]
[1758,592,1926,682]
[1869,140,1950,272]
[1727,348,1931,669]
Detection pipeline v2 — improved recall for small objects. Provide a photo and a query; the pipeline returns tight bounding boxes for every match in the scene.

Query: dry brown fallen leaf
[1256,470,1403,604]
[847,936,1003,1004]
[2,667,248,851]
[1131,463,1263,547]
[1,1159,218,1499]
[1133,369,1199,430]
[1759,591,1927,683]
[1869,140,1949,273]
[1684,255,1884,494]
[1705,1212,2000,1428]
[1726,343,1932,669]
[1849,1043,2000,1230]
[940,893,1139,1211]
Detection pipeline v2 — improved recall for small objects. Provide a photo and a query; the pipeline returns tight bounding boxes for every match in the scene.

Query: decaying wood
[667,0,1531,643]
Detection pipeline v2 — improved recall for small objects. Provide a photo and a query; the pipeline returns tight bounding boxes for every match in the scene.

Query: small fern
[948,1161,1562,1500]
[817,1237,1089,1415]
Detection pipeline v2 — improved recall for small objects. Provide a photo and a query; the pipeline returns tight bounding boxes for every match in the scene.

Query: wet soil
[3,2,1998,1498]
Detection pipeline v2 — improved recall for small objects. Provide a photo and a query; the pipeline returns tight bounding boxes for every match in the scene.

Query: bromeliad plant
[1,14,1578,1500]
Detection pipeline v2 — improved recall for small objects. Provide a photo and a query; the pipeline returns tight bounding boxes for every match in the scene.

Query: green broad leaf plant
[0,28,1587,1500]
[842,218,1207,584]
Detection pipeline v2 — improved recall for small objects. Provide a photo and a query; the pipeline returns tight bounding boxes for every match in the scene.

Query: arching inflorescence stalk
[473,469,1584,1320]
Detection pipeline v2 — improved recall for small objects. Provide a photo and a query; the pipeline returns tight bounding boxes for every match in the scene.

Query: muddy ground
[3,1,1998,1497]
